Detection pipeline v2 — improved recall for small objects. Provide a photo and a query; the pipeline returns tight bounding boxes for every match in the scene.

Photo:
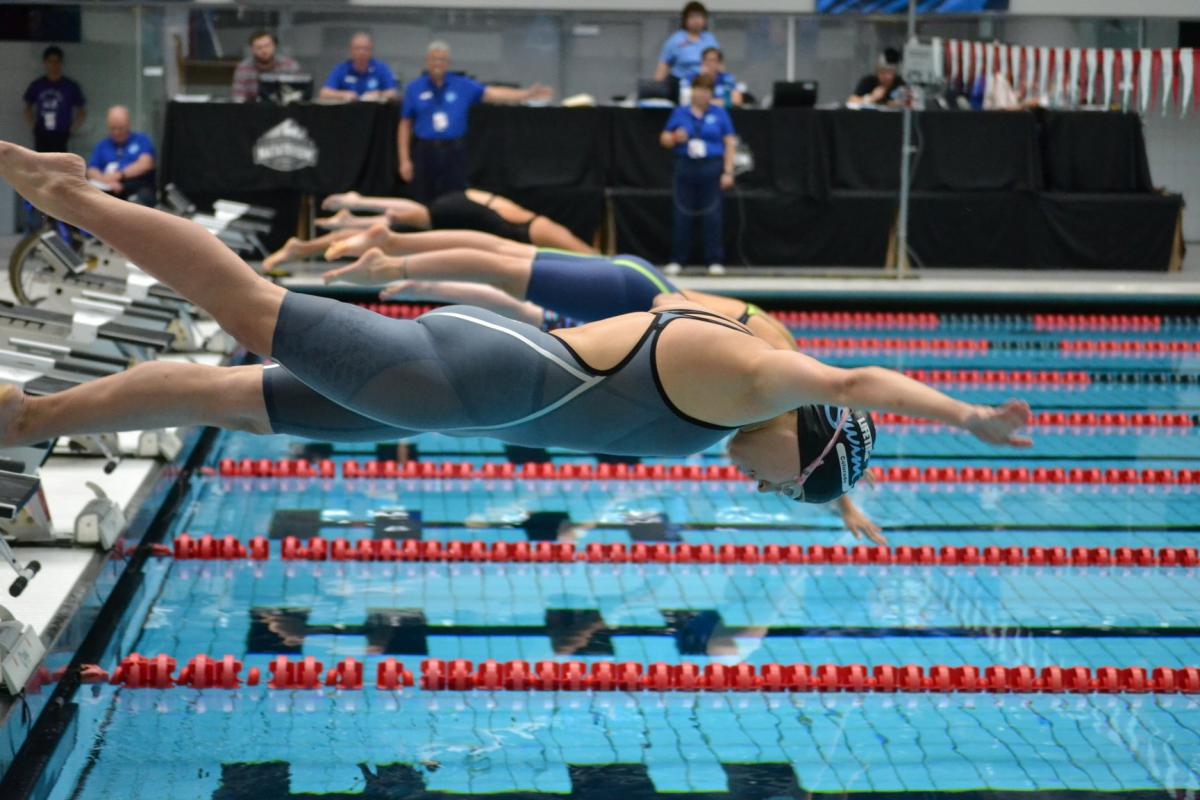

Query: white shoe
[707,263,726,276]
[664,262,683,276]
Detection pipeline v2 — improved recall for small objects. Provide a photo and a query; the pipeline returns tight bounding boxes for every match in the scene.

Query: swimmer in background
[263,189,594,270]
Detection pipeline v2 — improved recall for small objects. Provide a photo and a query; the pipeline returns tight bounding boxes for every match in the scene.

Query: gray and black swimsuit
[263,293,745,457]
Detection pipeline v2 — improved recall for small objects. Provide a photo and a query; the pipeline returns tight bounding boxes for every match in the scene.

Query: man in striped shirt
[231,31,301,103]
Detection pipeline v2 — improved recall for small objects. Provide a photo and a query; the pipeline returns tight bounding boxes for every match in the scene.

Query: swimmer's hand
[836,496,886,546]
[962,399,1033,447]
[322,248,402,285]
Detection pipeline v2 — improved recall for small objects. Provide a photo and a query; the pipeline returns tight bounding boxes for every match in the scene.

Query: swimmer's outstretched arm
[748,350,1032,445]
[0,141,283,357]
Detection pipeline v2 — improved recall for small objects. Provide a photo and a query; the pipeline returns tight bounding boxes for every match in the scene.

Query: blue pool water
[34,311,1200,798]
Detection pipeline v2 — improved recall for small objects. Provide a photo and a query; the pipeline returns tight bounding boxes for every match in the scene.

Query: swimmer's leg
[321,192,433,229]
[528,216,596,254]
[326,247,535,300]
[379,279,545,327]
[0,363,270,447]
[326,227,535,262]
[0,141,282,355]
[263,229,361,270]
[314,209,380,230]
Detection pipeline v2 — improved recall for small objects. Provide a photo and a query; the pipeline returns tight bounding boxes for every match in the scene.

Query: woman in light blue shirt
[654,2,719,83]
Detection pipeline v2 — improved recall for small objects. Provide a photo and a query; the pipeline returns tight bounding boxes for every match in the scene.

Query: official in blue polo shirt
[319,33,397,102]
[86,105,156,206]
[659,74,736,275]
[683,47,745,107]
[23,46,87,153]
[654,2,720,86]
[398,40,553,205]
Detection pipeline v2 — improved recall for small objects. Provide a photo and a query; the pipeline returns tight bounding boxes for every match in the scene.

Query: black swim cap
[792,405,876,503]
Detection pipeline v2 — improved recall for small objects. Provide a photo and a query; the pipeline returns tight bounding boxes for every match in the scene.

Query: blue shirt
[658,30,720,80]
[401,73,487,141]
[323,59,397,96]
[682,69,740,105]
[88,132,155,175]
[664,104,734,159]
[23,76,86,133]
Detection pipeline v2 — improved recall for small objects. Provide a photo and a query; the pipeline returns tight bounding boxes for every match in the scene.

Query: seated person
[319,33,397,102]
[86,105,155,205]
[684,47,744,107]
[847,48,905,107]
[231,30,301,102]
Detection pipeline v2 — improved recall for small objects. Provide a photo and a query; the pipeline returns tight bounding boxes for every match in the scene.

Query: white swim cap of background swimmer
[793,405,876,503]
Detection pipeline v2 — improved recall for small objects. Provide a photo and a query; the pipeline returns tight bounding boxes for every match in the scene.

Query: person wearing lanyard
[23,47,86,153]
[319,33,398,102]
[653,2,719,97]
[659,74,735,276]
[85,106,156,206]
[398,41,552,205]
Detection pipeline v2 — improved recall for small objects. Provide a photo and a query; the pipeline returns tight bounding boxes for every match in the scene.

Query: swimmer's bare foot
[262,237,306,271]
[321,190,363,211]
[314,209,375,230]
[325,222,392,261]
[0,141,90,222]
[0,384,30,448]
[322,247,397,285]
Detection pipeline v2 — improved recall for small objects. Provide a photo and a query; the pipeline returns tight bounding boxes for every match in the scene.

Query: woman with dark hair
[659,73,735,275]
[653,2,719,87]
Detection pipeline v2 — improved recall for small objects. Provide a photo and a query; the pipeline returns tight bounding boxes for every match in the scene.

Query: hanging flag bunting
[1141,48,1155,113]
[1023,45,1036,94]
[1161,47,1174,115]
[1102,49,1114,108]
[1068,48,1082,106]
[1120,48,1134,111]
[1083,48,1097,105]
[948,40,959,88]
[998,43,1008,87]
[1038,46,1050,101]
[1055,47,1068,105]
[974,41,984,93]
[1181,47,1194,117]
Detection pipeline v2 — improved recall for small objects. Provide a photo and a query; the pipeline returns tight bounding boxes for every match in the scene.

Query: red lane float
[880,411,1194,428]
[214,460,1200,486]
[795,338,988,354]
[95,654,1200,694]
[900,369,1090,386]
[1061,340,1200,354]
[168,535,1200,568]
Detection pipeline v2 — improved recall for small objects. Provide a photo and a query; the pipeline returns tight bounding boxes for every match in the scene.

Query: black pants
[671,157,724,266]
[410,138,468,206]
[116,177,157,207]
[34,129,70,153]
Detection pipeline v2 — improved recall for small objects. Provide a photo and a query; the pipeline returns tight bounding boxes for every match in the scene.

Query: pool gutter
[0,421,219,799]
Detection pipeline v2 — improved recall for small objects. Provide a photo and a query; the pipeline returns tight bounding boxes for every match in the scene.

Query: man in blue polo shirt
[86,106,156,206]
[23,46,87,153]
[398,40,553,204]
[319,33,397,102]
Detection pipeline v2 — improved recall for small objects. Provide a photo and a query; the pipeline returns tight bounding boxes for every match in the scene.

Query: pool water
[37,311,1200,798]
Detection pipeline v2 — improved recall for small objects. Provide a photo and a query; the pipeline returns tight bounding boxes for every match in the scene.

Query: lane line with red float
[86,653,1200,695]
[163,535,1200,568]
[357,305,1192,334]
[214,458,1200,486]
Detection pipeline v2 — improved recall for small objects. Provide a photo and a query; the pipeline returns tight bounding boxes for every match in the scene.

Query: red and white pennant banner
[942,40,1199,116]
